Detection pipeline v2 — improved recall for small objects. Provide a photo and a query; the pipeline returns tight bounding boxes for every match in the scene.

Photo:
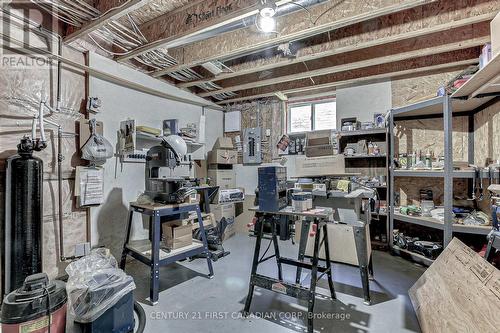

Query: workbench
[120,202,214,304]
[244,206,337,333]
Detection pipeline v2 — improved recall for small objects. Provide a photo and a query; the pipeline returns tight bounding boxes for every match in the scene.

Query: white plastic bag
[65,248,136,323]
[81,119,114,164]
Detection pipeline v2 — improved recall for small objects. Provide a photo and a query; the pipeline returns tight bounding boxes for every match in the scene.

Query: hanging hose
[134,301,146,333]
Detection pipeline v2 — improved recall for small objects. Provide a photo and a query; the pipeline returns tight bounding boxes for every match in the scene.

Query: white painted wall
[87,53,223,257]
[336,81,392,128]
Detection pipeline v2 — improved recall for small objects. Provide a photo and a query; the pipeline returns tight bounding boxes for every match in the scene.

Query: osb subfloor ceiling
[13,0,499,105]
[127,0,191,25]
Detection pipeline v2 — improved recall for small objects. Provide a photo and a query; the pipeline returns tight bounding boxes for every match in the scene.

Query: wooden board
[163,0,434,73]
[453,49,500,99]
[394,116,469,162]
[409,238,500,333]
[296,221,372,267]
[225,99,282,163]
[474,98,500,167]
[227,48,479,100]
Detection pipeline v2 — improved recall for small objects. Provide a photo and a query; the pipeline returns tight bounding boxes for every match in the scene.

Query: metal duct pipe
[164,0,329,50]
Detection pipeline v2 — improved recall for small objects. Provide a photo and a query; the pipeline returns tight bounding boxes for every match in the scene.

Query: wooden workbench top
[249,206,334,219]
[130,201,199,211]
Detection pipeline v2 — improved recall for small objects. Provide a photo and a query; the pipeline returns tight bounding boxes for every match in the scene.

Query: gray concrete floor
[123,233,425,333]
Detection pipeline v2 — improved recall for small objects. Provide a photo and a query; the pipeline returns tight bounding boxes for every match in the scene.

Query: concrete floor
[122,233,425,333]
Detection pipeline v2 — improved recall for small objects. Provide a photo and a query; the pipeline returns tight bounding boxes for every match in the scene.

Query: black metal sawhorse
[243,208,336,333]
[120,202,214,305]
[297,219,373,306]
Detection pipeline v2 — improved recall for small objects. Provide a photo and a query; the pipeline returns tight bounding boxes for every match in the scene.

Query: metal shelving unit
[344,154,387,159]
[388,95,493,256]
[339,127,389,248]
[387,55,500,264]
[392,169,476,178]
[452,50,500,103]
[393,212,491,235]
[339,128,387,137]
[391,245,435,267]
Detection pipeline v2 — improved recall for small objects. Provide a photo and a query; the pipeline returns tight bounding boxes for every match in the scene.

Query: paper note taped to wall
[76,166,104,206]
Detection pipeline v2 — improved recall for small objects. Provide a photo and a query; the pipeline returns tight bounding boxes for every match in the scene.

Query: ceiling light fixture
[257,0,277,33]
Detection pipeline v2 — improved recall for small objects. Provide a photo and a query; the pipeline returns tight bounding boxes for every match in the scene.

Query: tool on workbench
[144,135,196,204]
[472,169,477,200]
[479,168,485,200]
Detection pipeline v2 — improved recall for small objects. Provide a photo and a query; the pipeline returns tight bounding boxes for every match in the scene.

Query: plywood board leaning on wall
[0,17,88,282]
[409,238,500,333]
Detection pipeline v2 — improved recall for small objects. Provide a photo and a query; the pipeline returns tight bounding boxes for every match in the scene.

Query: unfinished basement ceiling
[124,0,191,25]
[13,0,499,105]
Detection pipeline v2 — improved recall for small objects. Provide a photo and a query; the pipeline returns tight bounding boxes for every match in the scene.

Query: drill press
[144,135,196,204]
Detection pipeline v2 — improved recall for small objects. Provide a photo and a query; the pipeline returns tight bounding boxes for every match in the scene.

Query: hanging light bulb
[258,0,277,33]
[258,15,276,32]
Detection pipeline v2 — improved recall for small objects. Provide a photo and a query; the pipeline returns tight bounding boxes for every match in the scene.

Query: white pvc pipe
[39,101,46,142]
[31,116,37,139]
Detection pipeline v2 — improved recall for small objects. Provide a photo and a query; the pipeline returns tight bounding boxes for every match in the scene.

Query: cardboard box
[212,188,245,204]
[294,155,345,177]
[491,12,500,57]
[208,169,236,189]
[207,149,238,165]
[210,203,236,240]
[188,212,216,230]
[162,222,192,250]
[194,160,208,180]
[306,130,332,146]
[372,141,387,154]
[305,145,335,157]
[213,137,234,150]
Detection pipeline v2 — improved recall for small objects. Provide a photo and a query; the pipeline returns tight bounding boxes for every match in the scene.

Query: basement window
[288,100,336,133]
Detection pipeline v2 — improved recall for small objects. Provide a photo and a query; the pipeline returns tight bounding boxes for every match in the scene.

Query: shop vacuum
[1,273,67,333]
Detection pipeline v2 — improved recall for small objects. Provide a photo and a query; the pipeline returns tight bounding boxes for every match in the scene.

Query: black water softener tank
[3,137,43,295]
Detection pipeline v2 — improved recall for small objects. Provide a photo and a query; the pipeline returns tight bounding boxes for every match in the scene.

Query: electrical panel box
[258,166,288,212]
[243,127,262,164]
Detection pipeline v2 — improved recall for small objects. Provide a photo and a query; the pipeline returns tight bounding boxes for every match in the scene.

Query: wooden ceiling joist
[218,48,479,102]
[150,0,437,77]
[115,0,295,62]
[201,38,488,97]
[64,0,148,44]
[216,60,477,104]
[179,12,496,89]
[198,29,490,97]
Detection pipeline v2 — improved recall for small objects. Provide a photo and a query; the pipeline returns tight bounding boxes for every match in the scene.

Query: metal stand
[120,202,214,305]
[298,221,372,305]
[353,224,372,305]
[244,213,336,333]
[485,230,500,262]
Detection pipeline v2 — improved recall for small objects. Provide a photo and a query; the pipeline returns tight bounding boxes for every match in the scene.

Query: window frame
[287,99,336,134]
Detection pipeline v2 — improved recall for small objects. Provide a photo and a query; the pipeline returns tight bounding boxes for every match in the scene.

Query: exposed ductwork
[155,0,330,53]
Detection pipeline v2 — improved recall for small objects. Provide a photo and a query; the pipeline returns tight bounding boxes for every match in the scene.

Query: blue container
[258,166,288,211]
[77,292,135,333]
